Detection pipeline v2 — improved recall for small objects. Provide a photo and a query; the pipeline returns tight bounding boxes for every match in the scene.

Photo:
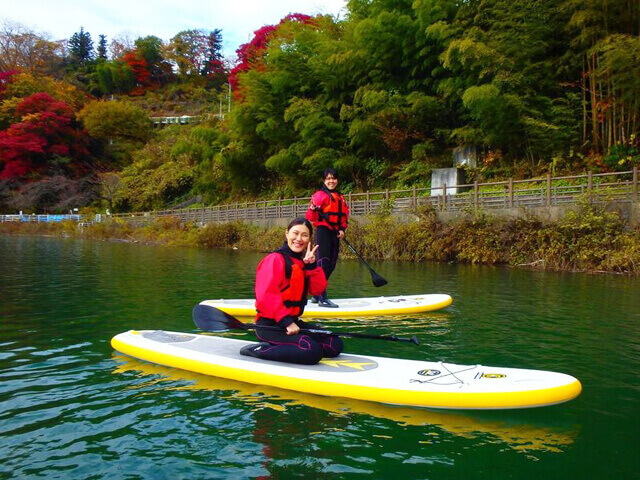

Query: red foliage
[0,70,20,99]
[123,51,151,88]
[206,58,226,79]
[0,93,89,179]
[229,14,316,100]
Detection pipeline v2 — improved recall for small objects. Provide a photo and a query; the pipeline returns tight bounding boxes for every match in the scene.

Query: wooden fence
[104,168,639,225]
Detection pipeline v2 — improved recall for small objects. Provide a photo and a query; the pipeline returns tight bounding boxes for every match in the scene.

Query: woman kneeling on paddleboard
[240,218,344,364]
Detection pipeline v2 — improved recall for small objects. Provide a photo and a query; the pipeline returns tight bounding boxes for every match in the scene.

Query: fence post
[294,196,297,217]
[442,183,447,211]
[412,186,416,208]
[633,167,638,201]
[547,174,552,206]
[474,182,478,208]
[366,192,370,215]
[587,171,593,202]
[508,178,514,208]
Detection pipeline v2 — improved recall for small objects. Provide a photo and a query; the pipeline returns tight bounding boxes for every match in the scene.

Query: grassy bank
[2,202,639,274]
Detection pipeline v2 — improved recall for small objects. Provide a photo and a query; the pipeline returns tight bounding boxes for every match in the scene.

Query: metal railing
[106,168,639,225]
[0,214,82,223]
[2,168,637,225]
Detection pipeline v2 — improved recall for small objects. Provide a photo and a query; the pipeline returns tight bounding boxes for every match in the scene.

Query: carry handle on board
[192,304,419,345]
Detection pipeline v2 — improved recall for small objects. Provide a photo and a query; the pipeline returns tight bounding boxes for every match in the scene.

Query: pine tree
[97,34,108,60]
[68,27,94,65]
[201,29,226,87]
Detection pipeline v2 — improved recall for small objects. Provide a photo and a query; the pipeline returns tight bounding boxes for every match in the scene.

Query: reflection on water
[113,355,578,454]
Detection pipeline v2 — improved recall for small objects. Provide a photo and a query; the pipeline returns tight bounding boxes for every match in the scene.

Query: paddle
[192,304,419,345]
[316,210,388,287]
[342,238,388,288]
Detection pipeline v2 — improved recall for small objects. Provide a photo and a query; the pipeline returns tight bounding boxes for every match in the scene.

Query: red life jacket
[279,253,309,317]
[320,187,347,231]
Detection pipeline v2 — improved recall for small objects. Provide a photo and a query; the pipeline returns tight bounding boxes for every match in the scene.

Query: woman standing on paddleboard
[305,168,349,308]
[241,218,344,364]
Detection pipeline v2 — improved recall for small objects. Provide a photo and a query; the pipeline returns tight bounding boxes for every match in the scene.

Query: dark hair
[286,217,313,237]
[323,168,338,180]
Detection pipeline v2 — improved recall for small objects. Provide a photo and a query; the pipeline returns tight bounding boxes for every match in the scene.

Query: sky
[1,0,348,58]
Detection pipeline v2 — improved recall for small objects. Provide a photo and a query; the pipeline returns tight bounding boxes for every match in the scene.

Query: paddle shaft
[315,210,387,287]
[192,305,419,345]
[342,238,376,274]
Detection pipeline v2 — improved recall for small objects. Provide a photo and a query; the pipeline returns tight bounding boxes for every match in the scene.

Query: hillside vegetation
[0,0,639,214]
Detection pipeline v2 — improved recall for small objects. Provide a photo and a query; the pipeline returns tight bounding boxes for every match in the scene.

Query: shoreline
[2,203,638,276]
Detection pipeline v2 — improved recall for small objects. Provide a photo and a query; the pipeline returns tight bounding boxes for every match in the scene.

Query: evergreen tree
[97,34,108,60]
[201,29,226,87]
[68,27,94,65]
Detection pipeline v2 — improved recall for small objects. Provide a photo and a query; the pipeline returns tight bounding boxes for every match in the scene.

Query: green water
[1,235,639,479]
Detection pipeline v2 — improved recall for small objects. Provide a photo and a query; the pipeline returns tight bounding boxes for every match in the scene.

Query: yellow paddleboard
[112,330,581,410]
[199,294,453,318]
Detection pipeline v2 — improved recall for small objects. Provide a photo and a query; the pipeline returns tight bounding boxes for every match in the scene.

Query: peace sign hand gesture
[303,243,319,264]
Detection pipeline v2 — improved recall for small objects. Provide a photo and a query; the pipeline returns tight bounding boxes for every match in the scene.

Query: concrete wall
[430,168,467,196]
[365,201,640,226]
[188,201,639,228]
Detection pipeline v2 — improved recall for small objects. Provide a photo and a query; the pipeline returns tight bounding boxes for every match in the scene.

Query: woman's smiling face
[285,224,311,253]
[323,174,338,190]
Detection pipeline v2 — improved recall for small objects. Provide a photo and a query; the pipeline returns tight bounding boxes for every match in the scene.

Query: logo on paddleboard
[417,369,441,377]
[317,357,378,372]
[481,373,506,379]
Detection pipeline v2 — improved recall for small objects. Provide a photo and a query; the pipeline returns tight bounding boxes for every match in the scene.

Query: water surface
[1,236,639,479]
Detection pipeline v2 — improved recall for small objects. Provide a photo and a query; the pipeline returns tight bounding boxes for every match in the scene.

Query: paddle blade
[371,272,388,288]
[192,304,247,332]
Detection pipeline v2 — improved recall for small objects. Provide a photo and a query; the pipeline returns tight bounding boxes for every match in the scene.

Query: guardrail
[107,168,639,225]
[2,169,637,226]
[0,214,82,223]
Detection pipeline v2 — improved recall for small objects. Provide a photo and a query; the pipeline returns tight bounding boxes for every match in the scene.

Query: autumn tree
[167,29,209,77]
[8,175,96,212]
[0,72,88,128]
[122,51,151,92]
[78,100,152,163]
[134,36,173,85]
[98,171,121,211]
[0,20,64,75]
[109,34,135,59]
[0,92,89,179]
